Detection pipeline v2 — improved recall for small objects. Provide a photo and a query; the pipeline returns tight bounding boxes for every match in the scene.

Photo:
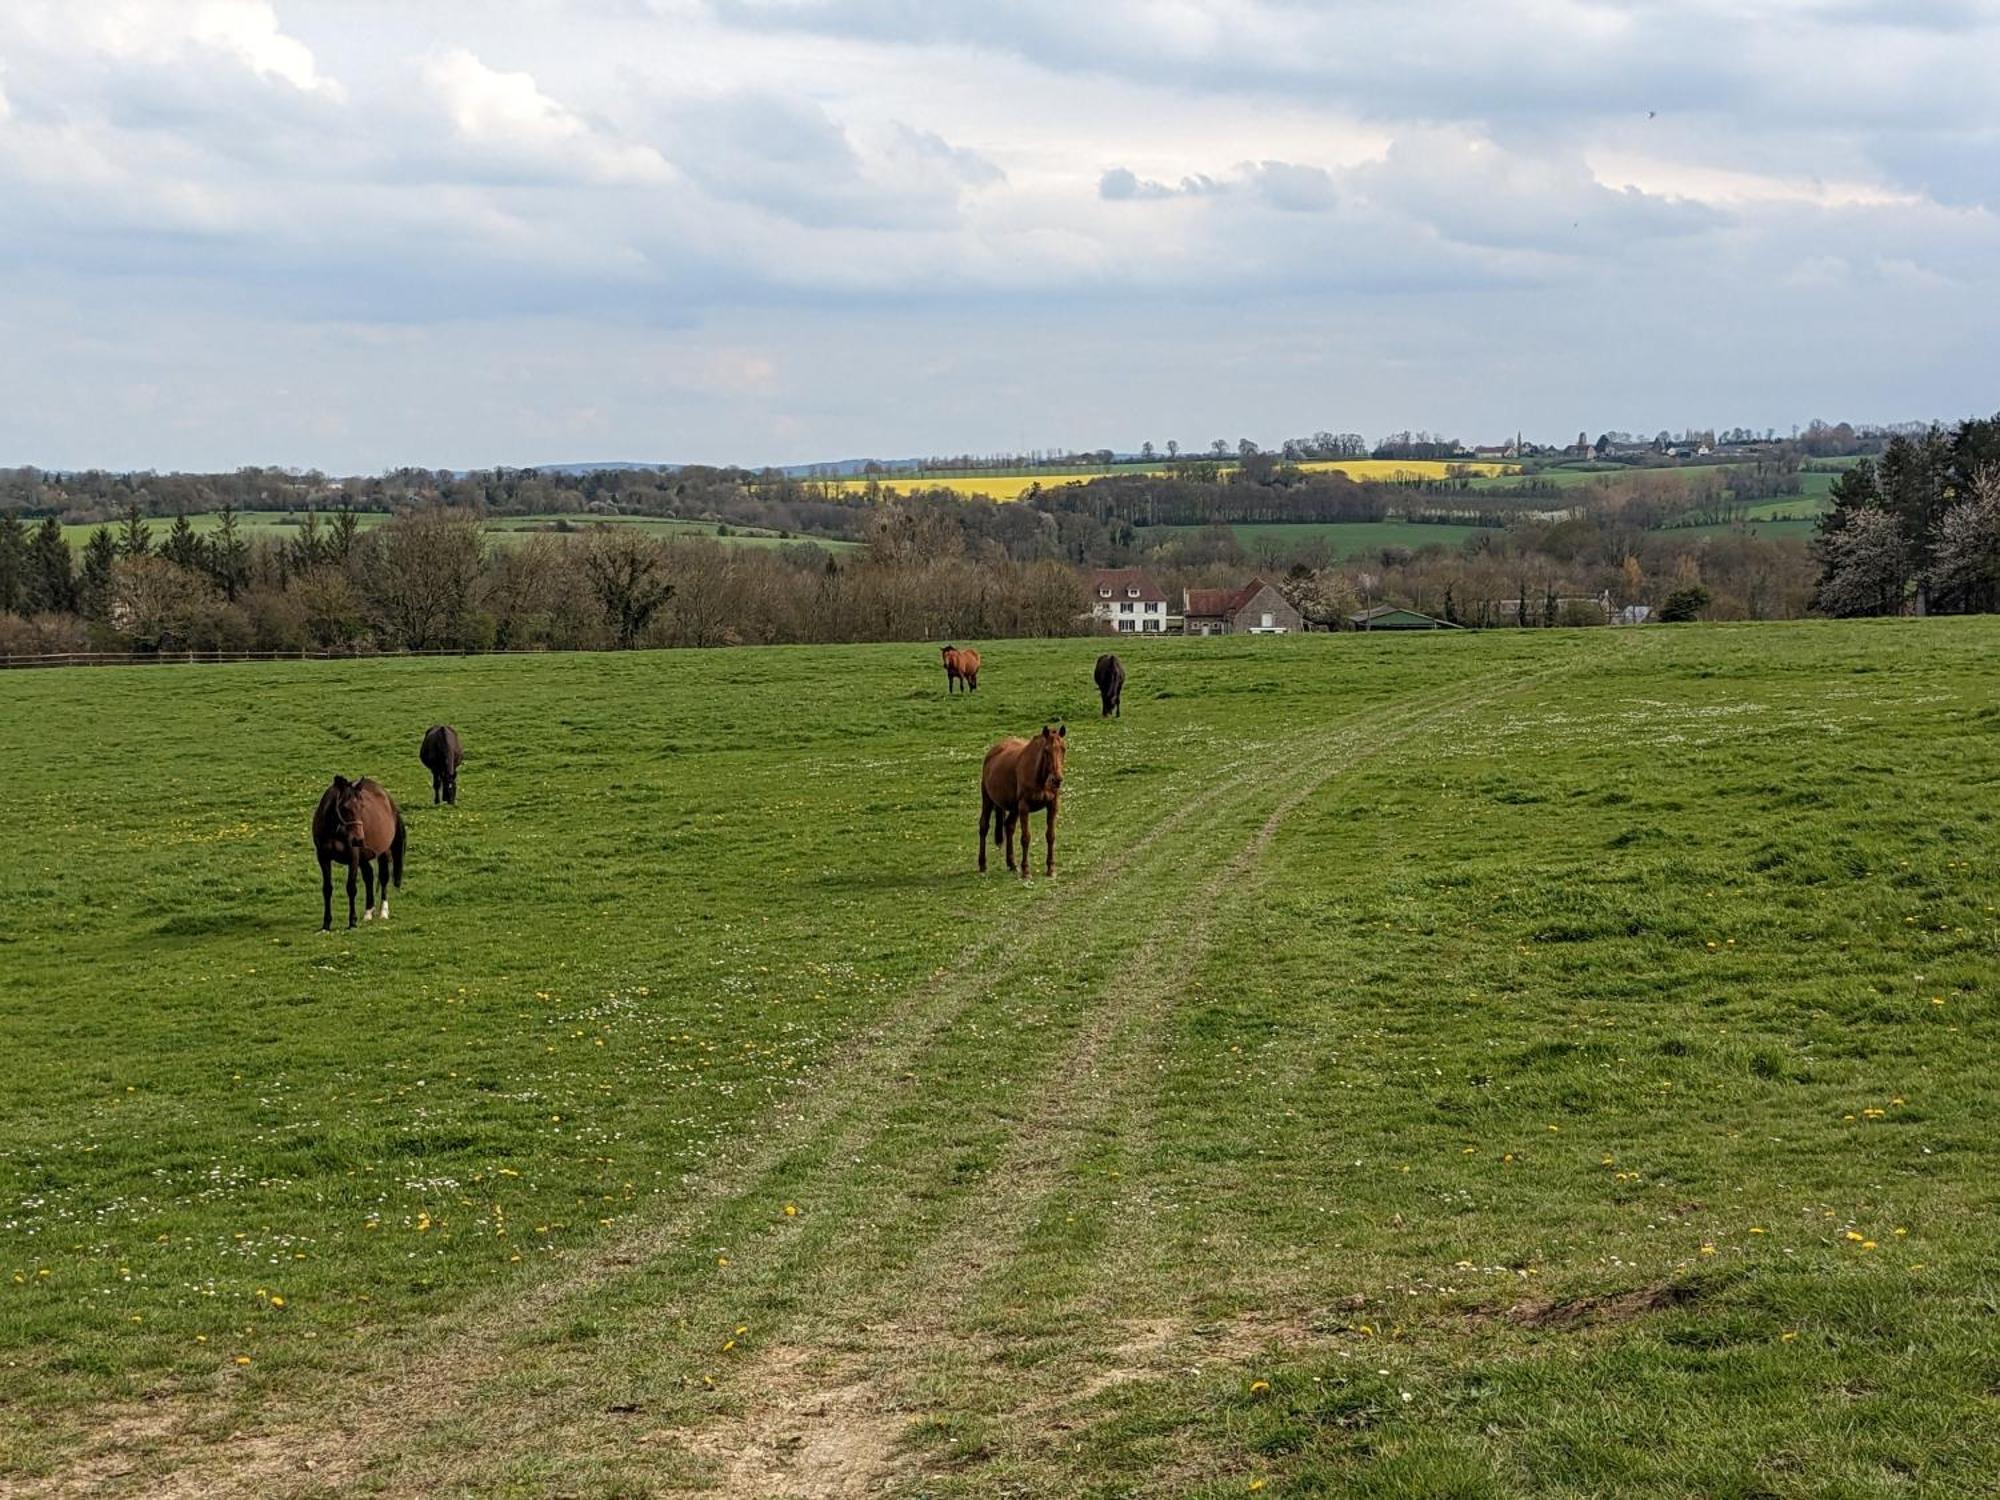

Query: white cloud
[422,49,672,185]
[9,1,341,97]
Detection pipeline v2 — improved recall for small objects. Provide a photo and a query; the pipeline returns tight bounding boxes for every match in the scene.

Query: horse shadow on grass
[152,910,286,939]
[809,868,966,895]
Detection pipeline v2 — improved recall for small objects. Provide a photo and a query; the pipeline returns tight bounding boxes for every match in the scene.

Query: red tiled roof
[1184,578,1274,618]
[1090,567,1168,604]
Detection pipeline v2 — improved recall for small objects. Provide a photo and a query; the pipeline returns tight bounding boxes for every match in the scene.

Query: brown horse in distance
[980,724,1066,880]
[312,776,406,930]
[420,724,463,805]
[1094,653,1125,717]
[941,644,981,693]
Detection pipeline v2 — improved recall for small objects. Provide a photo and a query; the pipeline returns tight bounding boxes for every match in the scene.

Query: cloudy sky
[1,1,1995,471]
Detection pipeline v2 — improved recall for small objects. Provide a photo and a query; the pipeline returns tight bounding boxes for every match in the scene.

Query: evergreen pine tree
[119,502,152,558]
[29,516,76,612]
[0,512,26,614]
[79,527,120,621]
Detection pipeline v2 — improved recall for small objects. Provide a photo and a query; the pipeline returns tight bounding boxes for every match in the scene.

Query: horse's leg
[361,858,376,922]
[432,771,442,805]
[978,794,991,872]
[320,855,333,932]
[1001,809,1016,872]
[1045,800,1058,878]
[376,853,392,919]
[1016,803,1031,881]
[345,860,359,928]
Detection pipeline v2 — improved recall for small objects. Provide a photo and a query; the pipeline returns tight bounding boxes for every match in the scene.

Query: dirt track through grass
[56,659,1575,1497]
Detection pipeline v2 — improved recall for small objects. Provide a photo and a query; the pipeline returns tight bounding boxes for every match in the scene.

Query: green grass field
[56,512,857,552]
[3,623,1997,1497]
[1149,521,1496,558]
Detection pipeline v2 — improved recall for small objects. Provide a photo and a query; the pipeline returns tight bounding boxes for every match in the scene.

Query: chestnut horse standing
[980,724,1067,880]
[312,775,406,930]
[941,644,981,693]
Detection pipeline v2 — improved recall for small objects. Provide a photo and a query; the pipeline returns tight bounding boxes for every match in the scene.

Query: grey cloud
[1099,167,1223,201]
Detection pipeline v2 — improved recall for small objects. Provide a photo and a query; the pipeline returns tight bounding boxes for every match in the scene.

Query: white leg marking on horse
[362,908,373,922]
[379,899,390,920]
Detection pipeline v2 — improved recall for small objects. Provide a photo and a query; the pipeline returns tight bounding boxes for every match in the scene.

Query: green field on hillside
[1148,520,1496,558]
[55,512,855,552]
[3,623,1997,1496]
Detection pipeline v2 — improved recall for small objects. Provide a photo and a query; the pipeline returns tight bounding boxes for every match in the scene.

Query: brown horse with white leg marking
[979,724,1066,881]
[941,644,981,693]
[312,776,405,931]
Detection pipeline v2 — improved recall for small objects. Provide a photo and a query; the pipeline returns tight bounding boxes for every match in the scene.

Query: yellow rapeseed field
[811,458,1514,502]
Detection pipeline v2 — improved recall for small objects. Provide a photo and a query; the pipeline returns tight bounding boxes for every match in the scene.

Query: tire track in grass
[616,663,1573,1497]
[35,678,1491,1499]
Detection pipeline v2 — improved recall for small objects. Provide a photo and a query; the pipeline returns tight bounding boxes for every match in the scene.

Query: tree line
[1811,416,2000,616]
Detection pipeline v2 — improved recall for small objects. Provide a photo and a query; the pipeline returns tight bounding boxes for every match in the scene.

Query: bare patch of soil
[1480,1280,1706,1331]
[683,1346,912,1499]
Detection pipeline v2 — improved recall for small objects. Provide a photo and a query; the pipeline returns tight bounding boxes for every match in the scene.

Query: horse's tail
[391,815,406,889]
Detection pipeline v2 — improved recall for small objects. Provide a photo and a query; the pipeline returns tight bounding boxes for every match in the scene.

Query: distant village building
[1347,605,1459,631]
[1088,567,1169,633]
[1181,578,1302,636]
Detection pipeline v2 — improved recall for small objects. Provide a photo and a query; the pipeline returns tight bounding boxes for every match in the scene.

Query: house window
[1118,619,1134,632]
[1127,587,1140,598]
[1098,588,1111,598]
[1145,619,1161,632]
[1120,601,1133,613]
[1260,612,1275,629]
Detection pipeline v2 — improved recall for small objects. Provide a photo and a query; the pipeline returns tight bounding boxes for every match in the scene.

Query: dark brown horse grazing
[420,724,463,805]
[312,776,406,931]
[1094,653,1125,717]
[979,724,1066,881]
[941,644,981,693]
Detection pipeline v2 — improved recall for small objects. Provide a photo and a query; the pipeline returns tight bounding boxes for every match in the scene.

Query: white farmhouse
[1088,567,1170,633]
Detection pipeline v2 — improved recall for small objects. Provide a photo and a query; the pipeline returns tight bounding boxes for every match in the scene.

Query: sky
[0,1,1996,472]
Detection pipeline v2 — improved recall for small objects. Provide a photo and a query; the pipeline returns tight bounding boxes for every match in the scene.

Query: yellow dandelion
[1749,1227,1767,1235]
[717,1257,730,1267]
[1780,1331,1797,1343]
[1861,1240,1877,1250]
[235,1355,252,1366]
[1248,1481,1267,1493]
[1249,1380,1271,1395]
[1894,1227,1908,1237]
[1844,1231,1864,1242]
[269,1296,285,1308]
[1698,1244,1716,1256]
[784,1204,799,1218]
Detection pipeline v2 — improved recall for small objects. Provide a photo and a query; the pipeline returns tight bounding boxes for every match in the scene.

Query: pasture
[56,513,856,552]
[1147,520,1496,559]
[2,622,1997,1497]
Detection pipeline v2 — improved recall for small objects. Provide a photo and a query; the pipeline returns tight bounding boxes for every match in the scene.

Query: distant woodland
[1,415,1995,655]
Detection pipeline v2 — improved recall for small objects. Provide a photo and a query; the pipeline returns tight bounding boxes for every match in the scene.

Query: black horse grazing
[1094,653,1125,717]
[312,776,405,930]
[420,724,463,805]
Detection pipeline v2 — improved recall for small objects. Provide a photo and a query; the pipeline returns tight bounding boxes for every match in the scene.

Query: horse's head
[328,776,366,843]
[1038,724,1067,796]
[941,644,956,660]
